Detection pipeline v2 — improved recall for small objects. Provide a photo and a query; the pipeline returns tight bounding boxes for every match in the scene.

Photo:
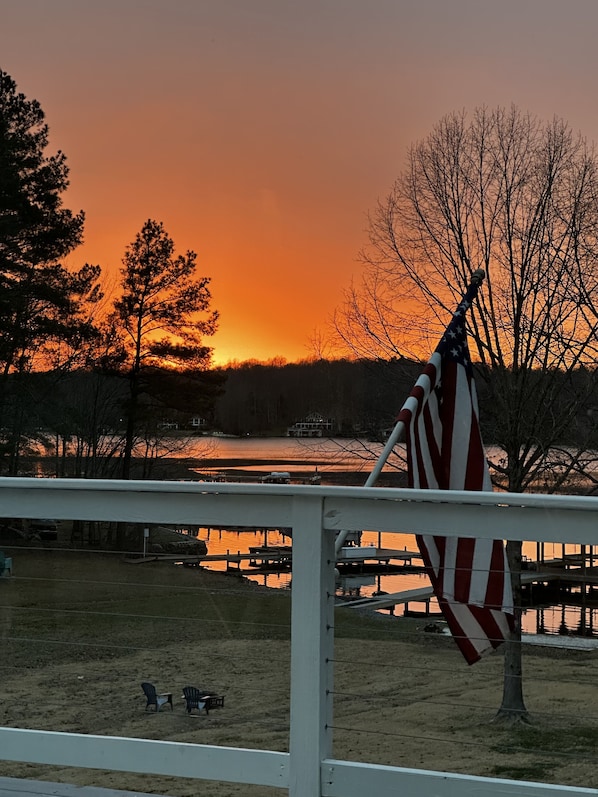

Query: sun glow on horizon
[8,1,598,372]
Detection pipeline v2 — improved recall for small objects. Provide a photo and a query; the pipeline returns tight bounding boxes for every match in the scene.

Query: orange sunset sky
[3,0,598,365]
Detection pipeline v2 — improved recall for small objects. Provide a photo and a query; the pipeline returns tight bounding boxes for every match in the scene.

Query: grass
[490,723,598,783]
[4,548,598,793]
[494,725,598,756]
[491,762,559,781]
[0,548,419,668]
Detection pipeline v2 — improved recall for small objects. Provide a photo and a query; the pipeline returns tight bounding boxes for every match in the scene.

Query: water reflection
[194,527,598,637]
[182,438,598,639]
[529,604,598,637]
[189,436,382,475]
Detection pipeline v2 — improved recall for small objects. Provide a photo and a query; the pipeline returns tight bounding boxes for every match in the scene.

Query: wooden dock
[207,545,424,573]
[125,545,424,574]
[339,585,437,613]
[128,549,598,607]
[336,559,598,616]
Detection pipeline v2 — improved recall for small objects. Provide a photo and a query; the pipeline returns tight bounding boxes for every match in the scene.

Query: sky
[3,0,598,365]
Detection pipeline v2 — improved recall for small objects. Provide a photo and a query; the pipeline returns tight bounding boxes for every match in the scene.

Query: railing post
[289,494,335,797]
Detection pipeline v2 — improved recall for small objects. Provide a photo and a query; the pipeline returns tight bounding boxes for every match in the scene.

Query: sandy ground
[2,629,598,796]
[1,525,598,796]
[1,460,595,794]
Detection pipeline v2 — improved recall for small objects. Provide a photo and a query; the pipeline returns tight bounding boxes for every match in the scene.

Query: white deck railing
[1,477,598,797]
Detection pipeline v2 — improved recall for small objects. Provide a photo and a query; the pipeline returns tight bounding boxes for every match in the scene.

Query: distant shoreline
[191,461,405,487]
[18,455,406,487]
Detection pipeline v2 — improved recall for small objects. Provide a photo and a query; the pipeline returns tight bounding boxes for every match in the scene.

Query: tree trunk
[117,373,139,549]
[7,402,25,476]
[121,408,135,480]
[495,539,530,723]
[121,367,140,480]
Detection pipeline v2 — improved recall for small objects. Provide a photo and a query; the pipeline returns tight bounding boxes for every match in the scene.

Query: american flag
[397,280,514,664]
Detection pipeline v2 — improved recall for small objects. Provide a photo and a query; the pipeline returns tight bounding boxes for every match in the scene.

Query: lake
[195,526,598,638]
[180,437,598,640]
[183,434,394,476]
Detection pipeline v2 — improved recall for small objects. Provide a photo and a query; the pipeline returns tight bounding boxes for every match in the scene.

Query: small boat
[259,471,292,484]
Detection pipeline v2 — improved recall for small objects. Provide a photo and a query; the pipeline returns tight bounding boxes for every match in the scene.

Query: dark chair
[0,552,12,578]
[141,681,173,712]
[182,685,225,715]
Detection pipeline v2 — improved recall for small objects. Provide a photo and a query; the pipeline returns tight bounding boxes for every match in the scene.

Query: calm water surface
[195,525,595,639]
[187,435,388,475]
[180,437,597,639]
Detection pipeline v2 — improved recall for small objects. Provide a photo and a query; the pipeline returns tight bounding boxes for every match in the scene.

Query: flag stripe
[398,283,514,665]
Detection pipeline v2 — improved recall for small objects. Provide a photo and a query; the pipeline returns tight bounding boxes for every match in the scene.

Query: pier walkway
[336,567,578,614]
[127,546,423,573]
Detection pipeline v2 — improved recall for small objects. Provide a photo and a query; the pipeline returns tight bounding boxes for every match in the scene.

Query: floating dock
[335,563,595,615]
[204,545,424,574]
[127,545,424,574]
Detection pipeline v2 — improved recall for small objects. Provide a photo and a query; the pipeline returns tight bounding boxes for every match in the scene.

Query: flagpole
[333,421,407,554]
[364,269,485,489]
[334,269,485,555]
[363,420,405,488]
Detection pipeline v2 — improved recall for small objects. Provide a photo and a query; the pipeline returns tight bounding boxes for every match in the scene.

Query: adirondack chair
[141,682,173,712]
[0,552,11,577]
[182,685,225,715]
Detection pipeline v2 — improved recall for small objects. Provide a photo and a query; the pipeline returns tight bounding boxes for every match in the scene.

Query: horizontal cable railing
[1,477,598,797]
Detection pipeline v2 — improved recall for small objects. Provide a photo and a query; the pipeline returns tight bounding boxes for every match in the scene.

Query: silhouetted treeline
[212,359,598,454]
[3,357,598,479]
[212,358,422,437]
[0,366,226,477]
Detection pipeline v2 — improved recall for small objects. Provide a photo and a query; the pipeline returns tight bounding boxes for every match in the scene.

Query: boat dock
[208,545,423,574]
[127,545,424,574]
[336,564,595,616]
[338,585,438,615]
[129,545,598,620]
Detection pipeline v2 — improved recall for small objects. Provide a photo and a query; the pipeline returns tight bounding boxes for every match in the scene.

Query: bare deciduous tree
[336,106,598,722]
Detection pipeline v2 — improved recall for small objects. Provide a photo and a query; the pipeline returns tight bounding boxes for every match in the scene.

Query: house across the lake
[190,416,208,430]
[287,413,334,438]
